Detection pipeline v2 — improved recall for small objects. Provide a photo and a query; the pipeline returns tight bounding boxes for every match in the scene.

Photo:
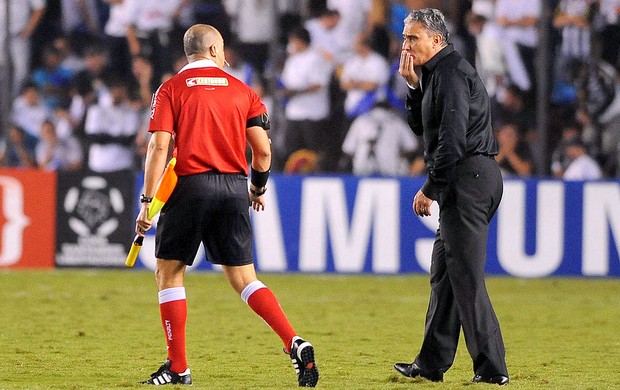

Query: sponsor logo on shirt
[186,77,229,87]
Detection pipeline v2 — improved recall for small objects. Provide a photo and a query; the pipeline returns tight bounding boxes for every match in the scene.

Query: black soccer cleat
[289,337,319,387]
[141,359,192,386]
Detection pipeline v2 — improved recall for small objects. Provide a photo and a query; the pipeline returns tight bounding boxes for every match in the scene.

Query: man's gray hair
[404,8,450,45]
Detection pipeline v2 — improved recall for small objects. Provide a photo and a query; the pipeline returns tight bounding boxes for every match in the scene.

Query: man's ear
[209,45,217,57]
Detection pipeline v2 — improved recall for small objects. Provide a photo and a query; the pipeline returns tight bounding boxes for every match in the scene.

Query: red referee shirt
[149,59,267,176]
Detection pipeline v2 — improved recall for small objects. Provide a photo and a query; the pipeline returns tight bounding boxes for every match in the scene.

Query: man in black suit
[393,8,509,385]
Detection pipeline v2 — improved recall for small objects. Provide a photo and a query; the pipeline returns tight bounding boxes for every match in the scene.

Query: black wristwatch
[140,194,153,203]
[250,186,267,196]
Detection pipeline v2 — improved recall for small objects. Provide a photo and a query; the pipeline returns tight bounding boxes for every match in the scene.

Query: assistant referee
[135,24,319,387]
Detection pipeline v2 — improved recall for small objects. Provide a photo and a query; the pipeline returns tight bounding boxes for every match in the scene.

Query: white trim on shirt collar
[178,59,218,73]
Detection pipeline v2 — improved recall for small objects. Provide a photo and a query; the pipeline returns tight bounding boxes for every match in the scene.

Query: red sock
[158,287,188,373]
[242,281,296,352]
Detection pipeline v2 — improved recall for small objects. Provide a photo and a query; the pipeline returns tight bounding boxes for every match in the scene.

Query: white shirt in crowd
[327,0,371,58]
[36,136,83,171]
[340,51,390,116]
[557,0,593,58]
[225,0,281,44]
[60,0,99,34]
[84,102,140,172]
[304,17,340,66]
[11,96,50,138]
[280,47,332,121]
[0,0,46,35]
[495,0,541,48]
[0,0,46,93]
[104,0,131,38]
[126,0,182,32]
[599,0,620,24]
[342,106,418,176]
[563,155,603,180]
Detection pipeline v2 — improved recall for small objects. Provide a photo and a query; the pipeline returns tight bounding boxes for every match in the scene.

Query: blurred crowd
[0,0,619,179]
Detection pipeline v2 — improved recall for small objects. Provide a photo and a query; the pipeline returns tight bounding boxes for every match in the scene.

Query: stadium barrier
[0,169,618,277]
[0,168,56,268]
[55,170,135,267]
[134,174,620,277]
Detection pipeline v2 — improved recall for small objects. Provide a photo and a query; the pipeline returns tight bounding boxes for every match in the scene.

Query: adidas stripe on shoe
[289,337,319,387]
[141,360,192,386]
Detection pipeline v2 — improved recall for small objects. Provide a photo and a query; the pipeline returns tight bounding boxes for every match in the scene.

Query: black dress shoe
[472,374,509,385]
[393,362,444,382]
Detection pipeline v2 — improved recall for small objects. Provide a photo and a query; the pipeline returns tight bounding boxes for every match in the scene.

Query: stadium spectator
[35,119,83,171]
[367,23,392,60]
[2,0,615,178]
[594,0,620,70]
[125,0,184,85]
[31,43,75,109]
[84,77,141,172]
[279,27,333,169]
[224,0,283,79]
[0,0,47,96]
[0,124,38,168]
[188,0,233,42]
[103,0,132,75]
[551,121,583,178]
[341,100,419,176]
[553,0,595,63]
[562,136,603,179]
[304,8,342,65]
[135,24,319,386]
[466,1,507,98]
[60,0,101,53]
[11,82,51,139]
[223,43,262,93]
[552,0,596,97]
[495,0,542,97]
[327,0,372,60]
[388,0,410,38]
[160,52,191,84]
[72,42,115,107]
[52,35,86,74]
[51,96,81,140]
[491,84,536,138]
[366,0,390,30]
[495,123,534,177]
[575,59,620,176]
[339,32,391,118]
[130,55,155,108]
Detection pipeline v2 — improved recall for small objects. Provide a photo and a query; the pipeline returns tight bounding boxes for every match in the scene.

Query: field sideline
[0,270,618,389]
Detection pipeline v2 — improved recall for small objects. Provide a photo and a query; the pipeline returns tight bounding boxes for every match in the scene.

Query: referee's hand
[135,203,152,236]
[250,193,266,211]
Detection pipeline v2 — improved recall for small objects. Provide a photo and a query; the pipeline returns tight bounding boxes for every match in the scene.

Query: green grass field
[0,270,618,389]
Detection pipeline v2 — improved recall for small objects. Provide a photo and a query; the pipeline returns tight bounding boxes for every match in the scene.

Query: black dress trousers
[414,155,508,378]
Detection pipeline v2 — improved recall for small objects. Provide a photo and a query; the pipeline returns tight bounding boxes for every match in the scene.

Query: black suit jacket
[406,44,498,200]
